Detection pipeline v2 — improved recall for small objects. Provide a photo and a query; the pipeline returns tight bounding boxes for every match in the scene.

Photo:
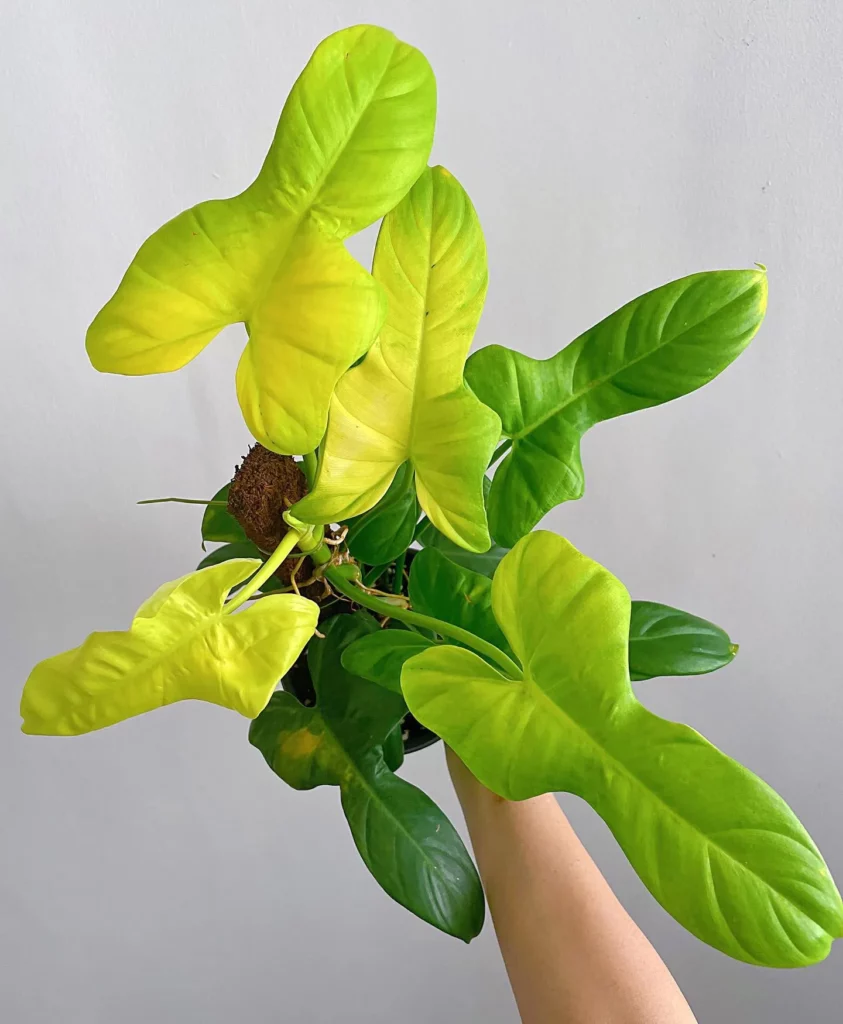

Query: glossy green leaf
[415,476,509,577]
[629,600,737,681]
[467,270,768,545]
[343,629,437,693]
[408,547,511,657]
[415,519,509,577]
[21,560,318,735]
[402,531,843,967]
[294,165,501,552]
[87,26,436,454]
[344,462,419,566]
[249,613,484,940]
[201,484,247,545]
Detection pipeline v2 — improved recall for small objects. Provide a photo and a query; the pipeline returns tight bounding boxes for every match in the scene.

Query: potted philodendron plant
[21,24,843,964]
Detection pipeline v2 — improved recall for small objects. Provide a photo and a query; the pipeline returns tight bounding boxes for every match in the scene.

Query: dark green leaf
[383,723,405,772]
[415,519,509,577]
[249,613,484,941]
[629,601,737,680]
[345,462,419,565]
[466,270,768,545]
[197,541,261,570]
[415,475,509,577]
[201,483,247,544]
[343,630,437,693]
[409,547,512,658]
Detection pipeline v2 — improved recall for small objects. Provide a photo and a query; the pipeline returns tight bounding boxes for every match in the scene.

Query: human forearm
[447,749,697,1024]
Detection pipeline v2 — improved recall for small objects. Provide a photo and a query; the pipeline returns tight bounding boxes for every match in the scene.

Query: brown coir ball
[226,445,323,599]
[227,444,307,552]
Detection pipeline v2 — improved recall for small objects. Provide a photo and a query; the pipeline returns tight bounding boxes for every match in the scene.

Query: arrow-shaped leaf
[466,270,767,545]
[21,560,318,735]
[401,531,843,967]
[87,25,436,455]
[293,165,501,552]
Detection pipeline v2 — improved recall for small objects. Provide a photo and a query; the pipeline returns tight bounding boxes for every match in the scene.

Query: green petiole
[392,550,407,594]
[301,450,318,488]
[324,565,521,680]
[223,529,304,614]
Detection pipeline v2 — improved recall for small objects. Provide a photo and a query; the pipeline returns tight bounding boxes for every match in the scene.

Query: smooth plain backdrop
[2,2,841,1021]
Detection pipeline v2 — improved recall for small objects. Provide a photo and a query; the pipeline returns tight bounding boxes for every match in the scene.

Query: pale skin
[446,749,698,1024]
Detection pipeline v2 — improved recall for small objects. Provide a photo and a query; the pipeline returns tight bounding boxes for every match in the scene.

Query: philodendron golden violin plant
[21,24,843,962]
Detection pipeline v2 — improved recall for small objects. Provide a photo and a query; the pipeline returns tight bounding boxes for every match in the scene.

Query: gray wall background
[2,1,841,1020]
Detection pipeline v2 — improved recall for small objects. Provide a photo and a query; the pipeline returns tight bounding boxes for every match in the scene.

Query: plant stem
[301,450,318,488]
[392,550,407,594]
[137,497,228,506]
[324,566,522,680]
[489,439,512,466]
[364,564,389,587]
[224,529,303,614]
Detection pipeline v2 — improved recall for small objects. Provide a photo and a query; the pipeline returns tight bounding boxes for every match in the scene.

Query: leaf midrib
[249,34,403,319]
[404,182,437,453]
[317,712,454,888]
[524,676,826,947]
[510,277,759,442]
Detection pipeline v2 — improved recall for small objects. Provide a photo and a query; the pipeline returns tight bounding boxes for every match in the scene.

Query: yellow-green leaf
[20,560,318,735]
[402,532,843,968]
[86,25,436,455]
[293,166,501,551]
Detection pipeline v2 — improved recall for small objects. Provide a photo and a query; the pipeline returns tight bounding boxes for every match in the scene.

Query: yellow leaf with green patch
[250,612,484,940]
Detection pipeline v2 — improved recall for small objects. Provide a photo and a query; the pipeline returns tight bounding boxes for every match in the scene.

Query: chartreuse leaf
[293,165,501,552]
[249,613,484,941]
[344,630,437,693]
[87,25,436,455]
[402,532,843,967]
[415,476,509,577]
[21,560,318,735]
[467,270,768,545]
[629,600,737,681]
[201,484,247,545]
[344,461,419,566]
